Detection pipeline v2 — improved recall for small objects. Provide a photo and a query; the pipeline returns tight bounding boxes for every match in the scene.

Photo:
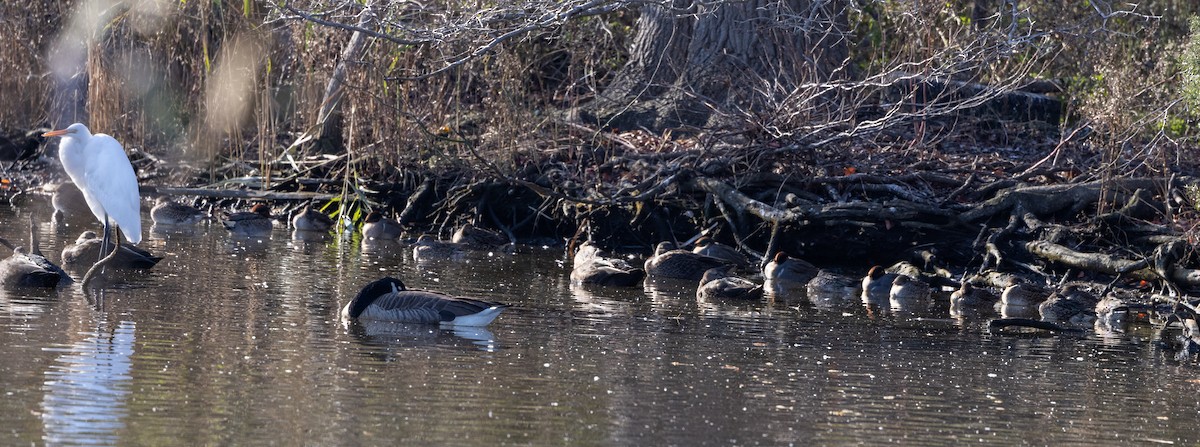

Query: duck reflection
[569,282,640,318]
[343,319,499,352]
[290,229,331,253]
[804,269,859,311]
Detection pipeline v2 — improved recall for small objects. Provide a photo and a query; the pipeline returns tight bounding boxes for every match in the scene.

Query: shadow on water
[2,194,1200,445]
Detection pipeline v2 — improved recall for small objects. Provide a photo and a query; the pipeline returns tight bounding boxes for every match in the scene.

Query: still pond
[1,196,1198,445]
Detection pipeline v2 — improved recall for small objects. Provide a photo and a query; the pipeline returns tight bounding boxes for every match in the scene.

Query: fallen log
[1024,240,1153,279]
[141,186,340,202]
[960,178,1163,223]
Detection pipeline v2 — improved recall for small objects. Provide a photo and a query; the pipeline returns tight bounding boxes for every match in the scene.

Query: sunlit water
[1,196,1198,446]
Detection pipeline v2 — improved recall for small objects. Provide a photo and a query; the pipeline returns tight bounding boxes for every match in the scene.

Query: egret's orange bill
[42,128,70,137]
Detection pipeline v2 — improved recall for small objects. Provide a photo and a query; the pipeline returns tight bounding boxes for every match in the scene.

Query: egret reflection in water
[41,319,134,445]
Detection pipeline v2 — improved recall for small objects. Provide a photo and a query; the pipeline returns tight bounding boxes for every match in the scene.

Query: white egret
[43,123,142,261]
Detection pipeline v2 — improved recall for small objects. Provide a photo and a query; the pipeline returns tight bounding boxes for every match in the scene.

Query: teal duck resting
[571,242,645,287]
[1093,290,1157,333]
[0,237,71,288]
[151,197,205,226]
[948,282,999,317]
[998,282,1049,319]
[50,182,89,223]
[413,235,469,261]
[291,206,334,232]
[342,277,509,327]
[860,266,898,306]
[451,223,509,249]
[692,237,749,267]
[805,269,859,309]
[763,252,818,296]
[61,231,162,269]
[697,265,762,300]
[888,274,931,310]
[222,204,274,236]
[645,241,732,281]
[1038,284,1099,327]
[361,211,404,241]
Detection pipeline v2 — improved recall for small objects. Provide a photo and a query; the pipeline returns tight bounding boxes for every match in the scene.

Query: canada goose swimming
[61,231,162,269]
[451,223,508,249]
[1039,284,1099,327]
[692,237,749,267]
[222,203,273,236]
[805,269,859,309]
[949,282,998,317]
[413,235,468,261]
[291,206,334,232]
[151,197,205,226]
[999,283,1048,319]
[697,265,762,300]
[342,277,509,327]
[889,274,931,310]
[861,266,897,305]
[570,242,645,287]
[0,237,71,288]
[644,241,732,281]
[361,211,404,241]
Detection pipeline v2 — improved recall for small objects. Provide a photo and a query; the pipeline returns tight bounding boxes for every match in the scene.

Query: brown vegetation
[5,1,1200,323]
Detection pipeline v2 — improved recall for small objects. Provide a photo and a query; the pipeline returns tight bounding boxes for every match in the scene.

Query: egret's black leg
[99,215,112,263]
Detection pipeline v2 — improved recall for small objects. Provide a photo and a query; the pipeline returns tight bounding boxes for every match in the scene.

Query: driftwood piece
[691,176,959,226]
[884,71,1063,124]
[690,176,799,224]
[315,0,380,144]
[960,178,1162,223]
[1024,240,1152,278]
[398,177,437,225]
[142,186,339,201]
[988,318,1084,334]
[1022,240,1200,289]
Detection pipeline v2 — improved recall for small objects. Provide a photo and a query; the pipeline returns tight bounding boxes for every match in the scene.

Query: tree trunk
[314,0,379,153]
[582,0,849,132]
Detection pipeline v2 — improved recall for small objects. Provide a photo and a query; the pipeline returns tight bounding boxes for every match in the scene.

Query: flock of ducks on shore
[1,182,1178,334]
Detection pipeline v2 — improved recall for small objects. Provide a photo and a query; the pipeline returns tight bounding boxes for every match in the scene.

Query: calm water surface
[1,196,1198,446]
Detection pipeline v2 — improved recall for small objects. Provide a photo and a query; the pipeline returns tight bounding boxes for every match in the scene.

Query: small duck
[291,206,334,232]
[61,231,162,269]
[998,283,1048,319]
[644,241,732,281]
[889,275,931,310]
[0,237,71,288]
[412,235,468,261]
[222,203,274,236]
[570,243,645,287]
[451,223,509,249]
[949,282,999,317]
[151,197,205,226]
[764,252,818,296]
[805,269,860,309]
[692,237,749,267]
[1094,294,1132,333]
[49,182,89,223]
[1039,284,1099,327]
[697,265,763,300]
[861,265,898,305]
[361,211,404,241]
[342,277,509,327]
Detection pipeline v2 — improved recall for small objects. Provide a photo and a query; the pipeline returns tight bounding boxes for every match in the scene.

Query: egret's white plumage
[44,123,142,244]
